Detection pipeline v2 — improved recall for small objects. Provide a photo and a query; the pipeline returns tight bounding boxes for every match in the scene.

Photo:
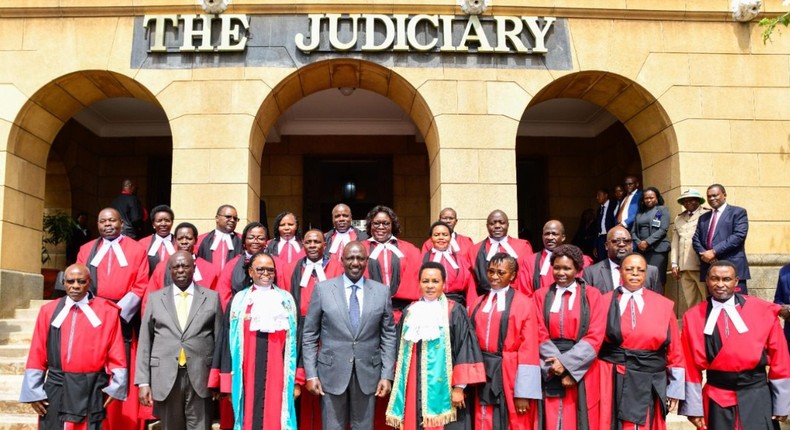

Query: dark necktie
[706,209,719,249]
[349,284,360,335]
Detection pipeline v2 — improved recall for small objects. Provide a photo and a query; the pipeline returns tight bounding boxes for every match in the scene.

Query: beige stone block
[486,81,529,120]
[624,102,672,145]
[0,85,29,123]
[192,67,246,82]
[0,222,41,273]
[388,75,417,118]
[418,81,457,116]
[730,120,790,153]
[700,87,754,120]
[299,62,332,97]
[274,73,305,113]
[2,188,25,226]
[690,54,789,88]
[753,88,790,120]
[244,68,294,91]
[605,84,653,125]
[660,21,744,54]
[494,69,552,100]
[435,115,518,149]
[457,81,487,115]
[247,185,261,222]
[435,148,478,183]
[230,80,270,116]
[170,114,254,149]
[436,183,518,221]
[250,123,266,164]
[478,149,516,184]
[8,127,52,169]
[568,19,613,71]
[393,67,444,91]
[411,94,435,140]
[756,155,790,187]
[248,155,262,198]
[207,148,249,183]
[642,157,672,192]
[673,120,732,153]
[748,222,790,254]
[656,86,703,125]
[74,18,121,70]
[133,68,194,99]
[636,53,690,98]
[0,19,23,51]
[678,152,759,187]
[636,128,678,170]
[13,101,63,149]
[359,65,391,97]
[440,68,498,82]
[4,154,46,199]
[171,183,249,225]
[605,20,662,79]
[733,187,790,221]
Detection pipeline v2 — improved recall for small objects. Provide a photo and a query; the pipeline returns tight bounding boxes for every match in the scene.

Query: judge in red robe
[386,262,486,429]
[422,221,473,306]
[20,264,127,430]
[420,208,475,256]
[280,229,342,430]
[469,253,542,430]
[679,260,790,430]
[216,222,268,310]
[195,204,242,273]
[211,252,303,430]
[469,210,533,304]
[598,253,685,430]
[534,245,605,430]
[364,205,422,322]
[76,208,148,430]
[524,221,593,292]
[265,211,306,267]
[145,222,219,311]
[137,205,176,277]
[324,203,368,262]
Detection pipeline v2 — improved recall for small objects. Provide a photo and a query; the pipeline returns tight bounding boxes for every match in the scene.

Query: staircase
[0,300,48,429]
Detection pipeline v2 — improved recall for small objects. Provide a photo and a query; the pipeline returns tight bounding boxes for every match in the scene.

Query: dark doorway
[516,158,548,247]
[302,157,394,231]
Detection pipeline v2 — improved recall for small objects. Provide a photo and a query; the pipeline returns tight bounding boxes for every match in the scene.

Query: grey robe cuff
[539,341,562,379]
[117,292,141,322]
[666,367,685,400]
[679,381,703,417]
[558,339,596,382]
[514,364,542,399]
[103,368,129,400]
[19,369,47,402]
[770,377,790,416]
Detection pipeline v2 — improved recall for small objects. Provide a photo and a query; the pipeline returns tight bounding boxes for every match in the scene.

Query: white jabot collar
[487,236,518,260]
[619,287,645,315]
[148,234,175,257]
[300,259,327,287]
[704,296,748,335]
[431,248,459,269]
[90,236,128,268]
[540,249,553,276]
[277,237,302,254]
[247,284,289,332]
[368,237,404,259]
[210,230,234,251]
[482,286,510,313]
[449,232,461,252]
[550,281,577,313]
[329,230,352,254]
[403,298,446,342]
[52,295,101,328]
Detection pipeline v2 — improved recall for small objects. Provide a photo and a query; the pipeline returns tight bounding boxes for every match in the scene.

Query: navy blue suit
[692,204,750,286]
[774,263,790,354]
[594,199,618,261]
[621,189,642,229]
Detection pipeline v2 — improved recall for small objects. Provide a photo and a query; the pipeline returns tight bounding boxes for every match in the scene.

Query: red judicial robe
[137,233,176,277]
[468,237,533,304]
[598,288,685,430]
[195,230,242,273]
[21,297,127,430]
[212,286,304,430]
[679,295,790,429]
[76,236,148,430]
[143,256,218,313]
[421,248,473,307]
[266,237,306,266]
[394,299,486,429]
[281,256,342,430]
[324,227,368,262]
[421,232,475,255]
[469,287,542,430]
[534,280,606,430]
[216,254,254,311]
[364,237,422,322]
[523,250,594,292]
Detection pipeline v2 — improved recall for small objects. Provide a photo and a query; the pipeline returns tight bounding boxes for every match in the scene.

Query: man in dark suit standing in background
[594,188,618,262]
[692,183,750,293]
[302,241,397,430]
[136,251,223,430]
[583,226,661,294]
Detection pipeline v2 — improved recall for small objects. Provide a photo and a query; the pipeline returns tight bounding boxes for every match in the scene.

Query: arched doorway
[250,60,438,245]
[2,70,171,306]
[516,71,678,249]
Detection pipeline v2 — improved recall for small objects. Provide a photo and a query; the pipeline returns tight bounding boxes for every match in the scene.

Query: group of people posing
[19,187,790,430]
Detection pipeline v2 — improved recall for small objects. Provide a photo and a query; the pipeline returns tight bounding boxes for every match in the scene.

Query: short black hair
[174,222,198,237]
[365,205,401,237]
[150,205,174,220]
[419,261,447,281]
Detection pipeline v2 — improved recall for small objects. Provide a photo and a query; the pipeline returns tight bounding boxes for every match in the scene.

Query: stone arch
[248,59,439,239]
[3,70,164,281]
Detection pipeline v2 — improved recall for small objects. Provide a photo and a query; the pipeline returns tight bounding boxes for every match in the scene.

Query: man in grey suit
[136,251,223,430]
[583,226,661,293]
[302,241,397,430]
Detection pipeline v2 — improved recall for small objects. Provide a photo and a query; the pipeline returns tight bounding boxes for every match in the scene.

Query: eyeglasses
[253,267,275,274]
[218,214,239,221]
[246,235,267,242]
[372,221,391,227]
[609,239,630,245]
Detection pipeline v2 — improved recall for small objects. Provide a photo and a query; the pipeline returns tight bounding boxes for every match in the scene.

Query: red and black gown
[195,230,242,273]
[281,256,342,430]
[137,233,175,277]
[598,288,685,430]
[468,236,533,303]
[76,236,148,430]
[216,253,254,311]
[394,299,486,429]
[364,237,422,322]
[534,280,605,430]
[469,287,542,430]
[143,255,218,313]
[20,296,127,430]
[324,227,368,262]
[679,294,790,429]
[523,250,593,292]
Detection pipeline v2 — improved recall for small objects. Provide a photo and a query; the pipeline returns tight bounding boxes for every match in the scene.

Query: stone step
[0,319,36,334]
[12,308,41,320]
[0,330,33,346]
[666,412,695,430]
[0,376,23,396]
[0,393,32,415]
[0,357,27,375]
[0,413,37,430]
[27,301,51,309]
[0,345,30,359]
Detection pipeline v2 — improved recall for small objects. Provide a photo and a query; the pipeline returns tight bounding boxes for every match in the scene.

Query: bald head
[168,251,195,290]
[542,220,566,251]
[63,264,91,302]
[332,203,353,233]
[605,226,633,263]
[97,208,123,240]
[486,210,509,239]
